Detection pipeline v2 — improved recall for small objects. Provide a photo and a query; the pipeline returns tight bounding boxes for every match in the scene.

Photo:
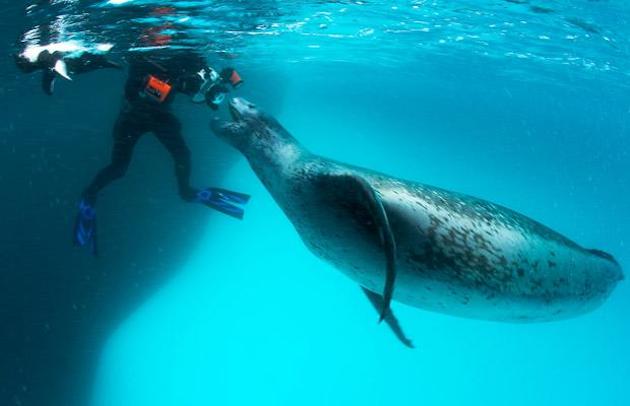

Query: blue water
[1,1,629,406]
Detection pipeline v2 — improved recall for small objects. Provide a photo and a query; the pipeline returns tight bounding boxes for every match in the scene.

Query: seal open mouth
[229,97,250,123]
[228,98,241,121]
[212,98,256,142]
[228,97,258,123]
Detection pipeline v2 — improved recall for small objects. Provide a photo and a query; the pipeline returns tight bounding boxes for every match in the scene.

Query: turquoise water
[1,1,629,406]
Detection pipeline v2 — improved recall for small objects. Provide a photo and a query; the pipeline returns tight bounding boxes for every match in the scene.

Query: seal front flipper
[354,176,398,322]
[314,174,397,321]
[361,287,414,348]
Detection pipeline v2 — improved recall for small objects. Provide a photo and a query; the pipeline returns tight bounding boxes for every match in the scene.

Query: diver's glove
[205,84,228,110]
[190,67,220,103]
[188,67,226,110]
[195,187,250,219]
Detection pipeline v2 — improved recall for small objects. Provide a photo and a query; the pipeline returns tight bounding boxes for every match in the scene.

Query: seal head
[212,98,296,154]
[212,98,304,189]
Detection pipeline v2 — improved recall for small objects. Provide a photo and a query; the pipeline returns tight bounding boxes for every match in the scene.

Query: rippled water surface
[17,0,630,83]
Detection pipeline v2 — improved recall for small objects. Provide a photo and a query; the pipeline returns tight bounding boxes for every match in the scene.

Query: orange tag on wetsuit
[144,75,172,103]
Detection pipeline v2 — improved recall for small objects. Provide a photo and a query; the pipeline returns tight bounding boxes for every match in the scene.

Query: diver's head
[13,50,57,73]
[14,53,36,73]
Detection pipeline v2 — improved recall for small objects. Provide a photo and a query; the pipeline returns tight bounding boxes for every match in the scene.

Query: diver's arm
[65,54,122,74]
[177,72,204,97]
[177,66,226,110]
[175,52,241,109]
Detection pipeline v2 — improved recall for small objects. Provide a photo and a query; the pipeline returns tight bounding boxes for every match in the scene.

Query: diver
[73,50,248,255]
[14,48,122,95]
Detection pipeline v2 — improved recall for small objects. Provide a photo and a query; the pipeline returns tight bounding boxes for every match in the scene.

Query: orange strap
[144,75,172,103]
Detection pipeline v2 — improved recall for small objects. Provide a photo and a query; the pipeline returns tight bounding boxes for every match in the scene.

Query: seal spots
[531,278,544,291]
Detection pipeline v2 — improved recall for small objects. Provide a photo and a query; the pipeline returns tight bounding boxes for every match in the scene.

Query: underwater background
[0,1,629,405]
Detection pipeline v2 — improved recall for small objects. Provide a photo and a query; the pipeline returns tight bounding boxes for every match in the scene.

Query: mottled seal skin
[213,98,623,323]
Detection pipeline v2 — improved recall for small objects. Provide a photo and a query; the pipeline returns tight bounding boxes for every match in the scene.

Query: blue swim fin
[73,199,98,256]
[196,187,250,219]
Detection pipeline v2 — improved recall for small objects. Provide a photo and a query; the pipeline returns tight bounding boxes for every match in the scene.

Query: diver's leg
[75,109,144,254]
[152,113,197,201]
[82,111,143,203]
[153,112,250,219]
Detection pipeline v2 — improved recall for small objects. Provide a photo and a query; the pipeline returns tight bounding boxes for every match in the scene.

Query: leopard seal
[211,97,623,346]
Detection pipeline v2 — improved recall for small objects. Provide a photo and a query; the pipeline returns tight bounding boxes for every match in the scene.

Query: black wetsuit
[83,51,206,203]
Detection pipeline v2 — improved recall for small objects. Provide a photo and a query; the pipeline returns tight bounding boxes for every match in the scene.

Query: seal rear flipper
[314,174,397,321]
[361,287,414,348]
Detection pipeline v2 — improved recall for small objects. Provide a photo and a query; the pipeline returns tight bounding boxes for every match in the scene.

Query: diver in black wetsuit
[14,49,122,95]
[81,51,239,203]
[72,50,248,255]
